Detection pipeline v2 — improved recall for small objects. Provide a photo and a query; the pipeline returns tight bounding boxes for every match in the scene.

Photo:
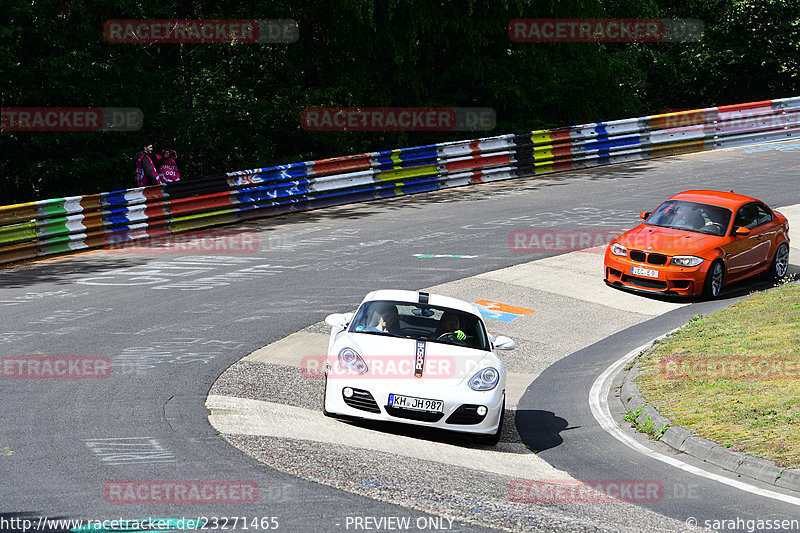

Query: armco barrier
[1,97,799,265]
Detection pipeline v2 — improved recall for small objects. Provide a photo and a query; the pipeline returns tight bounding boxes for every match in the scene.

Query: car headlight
[338,347,367,374]
[610,243,627,257]
[670,255,704,267]
[468,367,499,391]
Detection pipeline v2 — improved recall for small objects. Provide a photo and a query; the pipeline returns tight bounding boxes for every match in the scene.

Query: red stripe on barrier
[717,100,773,113]
[552,145,574,157]
[162,192,237,217]
[444,153,512,171]
[549,129,572,143]
[311,155,373,176]
[552,161,575,171]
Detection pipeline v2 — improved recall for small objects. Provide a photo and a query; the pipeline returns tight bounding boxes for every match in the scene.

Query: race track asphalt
[1,139,799,532]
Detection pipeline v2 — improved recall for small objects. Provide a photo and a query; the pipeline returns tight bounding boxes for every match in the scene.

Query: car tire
[475,397,504,446]
[702,260,724,299]
[768,242,790,280]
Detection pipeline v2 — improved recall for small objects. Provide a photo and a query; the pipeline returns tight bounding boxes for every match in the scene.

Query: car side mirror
[325,313,349,328]
[735,226,751,236]
[493,336,516,350]
[640,211,650,220]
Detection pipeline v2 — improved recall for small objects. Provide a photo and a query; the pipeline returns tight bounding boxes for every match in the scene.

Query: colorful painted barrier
[1,97,798,265]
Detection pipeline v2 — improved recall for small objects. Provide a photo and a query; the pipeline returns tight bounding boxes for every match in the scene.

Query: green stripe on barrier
[37,199,70,218]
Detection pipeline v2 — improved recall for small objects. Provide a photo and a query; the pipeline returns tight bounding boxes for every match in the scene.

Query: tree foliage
[1,0,797,203]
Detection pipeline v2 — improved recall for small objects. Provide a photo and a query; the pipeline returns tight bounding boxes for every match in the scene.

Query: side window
[734,204,759,230]
[753,203,773,227]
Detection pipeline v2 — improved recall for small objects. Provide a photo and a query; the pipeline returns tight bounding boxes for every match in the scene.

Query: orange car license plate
[631,266,659,278]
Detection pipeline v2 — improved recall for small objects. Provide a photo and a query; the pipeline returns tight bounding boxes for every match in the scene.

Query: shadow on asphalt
[514,409,578,453]
[0,255,152,289]
[326,408,528,451]
[233,161,656,227]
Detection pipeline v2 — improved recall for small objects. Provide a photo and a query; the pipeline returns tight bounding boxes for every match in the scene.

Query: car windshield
[348,300,490,351]
[645,200,732,236]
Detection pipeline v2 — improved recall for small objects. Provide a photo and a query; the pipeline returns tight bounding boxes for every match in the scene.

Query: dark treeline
[1,0,798,204]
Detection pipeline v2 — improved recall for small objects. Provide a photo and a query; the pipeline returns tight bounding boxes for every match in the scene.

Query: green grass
[623,405,668,439]
[636,280,800,468]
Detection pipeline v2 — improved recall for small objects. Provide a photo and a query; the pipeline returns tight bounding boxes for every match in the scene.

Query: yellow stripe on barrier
[530,130,553,145]
[375,164,437,181]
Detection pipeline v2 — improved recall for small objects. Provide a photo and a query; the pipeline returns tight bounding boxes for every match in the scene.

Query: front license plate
[631,266,659,278]
[388,393,444,413]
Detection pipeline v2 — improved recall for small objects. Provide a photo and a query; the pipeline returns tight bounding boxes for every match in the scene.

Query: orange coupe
[604,190,790,298]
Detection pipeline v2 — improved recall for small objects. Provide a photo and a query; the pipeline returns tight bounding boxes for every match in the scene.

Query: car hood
[616,224,724,255]
[330,333,500,386]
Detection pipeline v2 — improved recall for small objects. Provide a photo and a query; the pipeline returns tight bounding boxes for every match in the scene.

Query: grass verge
[636,279,800,468]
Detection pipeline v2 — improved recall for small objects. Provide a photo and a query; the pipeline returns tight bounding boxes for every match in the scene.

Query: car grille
[629,250,669,266]
[445,405,487,425]
[621,274,667,290]
[629,250,646,262]
[385,406,444,422]
[342,388,381,413]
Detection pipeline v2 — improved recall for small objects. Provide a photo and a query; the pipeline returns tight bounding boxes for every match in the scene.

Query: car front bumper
[324,375,505,435]
[604,250,711,297]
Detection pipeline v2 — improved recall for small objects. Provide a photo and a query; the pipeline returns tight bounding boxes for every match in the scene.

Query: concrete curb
[620,349,800,492]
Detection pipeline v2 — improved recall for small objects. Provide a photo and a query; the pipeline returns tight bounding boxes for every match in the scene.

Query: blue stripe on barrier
[583,135,643,153]
[102,191,137,207]
[105,209,137,225]
[374,145,439,166]
[234,182,311,204]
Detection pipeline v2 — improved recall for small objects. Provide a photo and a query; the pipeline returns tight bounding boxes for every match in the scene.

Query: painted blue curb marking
[475,307,520,323]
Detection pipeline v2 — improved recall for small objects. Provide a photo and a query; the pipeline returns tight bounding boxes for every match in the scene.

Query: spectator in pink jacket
[156,142,181,184]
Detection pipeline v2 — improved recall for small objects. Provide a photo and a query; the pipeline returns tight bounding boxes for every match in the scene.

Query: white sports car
[323,289,515,445]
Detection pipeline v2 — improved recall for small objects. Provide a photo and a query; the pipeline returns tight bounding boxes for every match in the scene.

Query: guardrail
[2,96,799,265]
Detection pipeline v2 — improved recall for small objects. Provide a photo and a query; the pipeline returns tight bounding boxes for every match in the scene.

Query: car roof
[667,190,764,210]
[361,289,482,317]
